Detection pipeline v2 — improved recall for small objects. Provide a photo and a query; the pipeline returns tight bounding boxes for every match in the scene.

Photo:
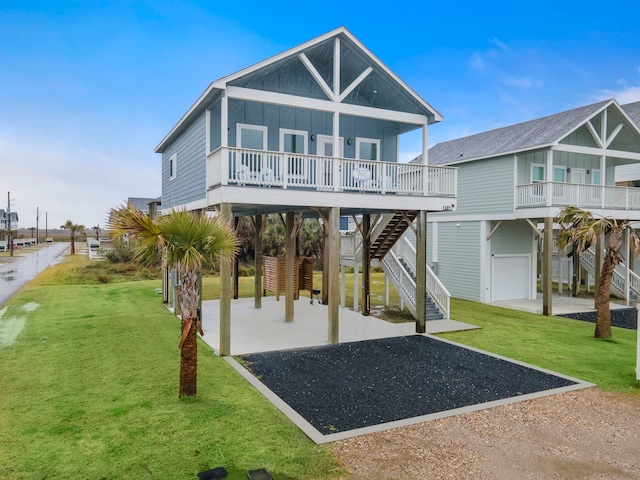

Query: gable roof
[622,101,640,128]
[423,99,613,166]
[156,27,441,153]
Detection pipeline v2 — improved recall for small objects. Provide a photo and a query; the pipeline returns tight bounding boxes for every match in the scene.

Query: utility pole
[7,191,13,257]
[36,207,39,244]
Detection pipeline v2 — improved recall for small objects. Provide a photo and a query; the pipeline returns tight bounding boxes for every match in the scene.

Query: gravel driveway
[331,388,640,479]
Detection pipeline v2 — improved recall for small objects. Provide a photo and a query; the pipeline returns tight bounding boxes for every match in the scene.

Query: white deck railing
[207,147,457,197]
[517,182,640,210]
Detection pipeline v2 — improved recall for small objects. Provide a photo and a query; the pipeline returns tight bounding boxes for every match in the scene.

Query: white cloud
[594,86,640,104]
[503,76,543,88]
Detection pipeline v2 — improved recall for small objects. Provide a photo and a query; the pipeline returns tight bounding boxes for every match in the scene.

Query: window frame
[169,153,177,180]
[591,169,601,185]
[236,123,268,150]
[553,166,566,183]
[530,163,545,183]
[356,137,380,161]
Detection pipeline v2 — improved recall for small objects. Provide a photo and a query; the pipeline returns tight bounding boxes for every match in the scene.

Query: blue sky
[1,0,640,229]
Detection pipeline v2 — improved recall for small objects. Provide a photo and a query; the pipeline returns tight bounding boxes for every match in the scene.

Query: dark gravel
[557,307,638,330]
[238,335,577,435]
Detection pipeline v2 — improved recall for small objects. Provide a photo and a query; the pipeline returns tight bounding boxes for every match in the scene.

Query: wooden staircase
[370,211,417,259]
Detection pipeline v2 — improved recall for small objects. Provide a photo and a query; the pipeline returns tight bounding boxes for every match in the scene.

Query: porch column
[233,217,239,299]
[328,206,340,343]
[421,124,429,195]
[415,210,427,333]
[285,211,295,322]
[219,202,232,356]
[543,216,553,316]
[625,229,631,306]
[353,263,359,312]
[545,148,553,206]
[362,213,371,316]
[594,231,603,309]
[254,214,263,309]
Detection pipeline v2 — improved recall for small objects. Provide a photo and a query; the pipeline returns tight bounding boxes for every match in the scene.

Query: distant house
[418,99,640,305]
[0,209,19,233]
[127,197,161,218]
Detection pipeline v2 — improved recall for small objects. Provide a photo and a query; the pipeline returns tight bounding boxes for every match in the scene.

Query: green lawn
[1,255,638,479]
[441,298,639,393]
[0,269,342,479]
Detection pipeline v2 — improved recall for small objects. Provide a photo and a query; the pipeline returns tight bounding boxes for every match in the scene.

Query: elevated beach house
[155,27,457,354]
[421,99,640,313]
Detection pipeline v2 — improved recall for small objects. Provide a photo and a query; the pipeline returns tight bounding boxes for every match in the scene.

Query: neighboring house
[615,101,640,185]
[418,99,640,304]
[155,27,457,353]
[0,209,19,233]
[127,197,161,218]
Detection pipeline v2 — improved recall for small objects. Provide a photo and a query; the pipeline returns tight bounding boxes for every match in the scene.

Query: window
[553,167,566,182]
[280,129,308,178]
[237,124,267,150]
[591,169,601,185]
[356,137,380,161]
[531,163,545,183]
[280,129,307,154]
[169,153,177,180]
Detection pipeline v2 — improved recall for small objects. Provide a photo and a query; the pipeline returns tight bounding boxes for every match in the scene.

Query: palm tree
[60,220,85,254]
[556,206,640,338]
[92,225,101,240]
[108,205,237,397]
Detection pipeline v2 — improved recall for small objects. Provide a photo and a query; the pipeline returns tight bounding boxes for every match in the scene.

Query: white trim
[236,123,268,150]
[553,166,566,182]
[605,122,625,148]
[225,86,430,126]
[531,163,545,183]
[356,137,380,161]
[585,120,604,148]
[480,221,490,303]
[570,167,586,184]
[339,67,373,102]
[279,128,308,154]
[299,53,335,101]
[169,153,177,180]
[316,134,344,157]
[161,197,208,214]
[552,143,640,161]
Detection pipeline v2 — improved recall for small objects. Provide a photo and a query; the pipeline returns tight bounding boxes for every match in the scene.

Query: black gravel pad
[557,308,637,330]
[238,335,577,435]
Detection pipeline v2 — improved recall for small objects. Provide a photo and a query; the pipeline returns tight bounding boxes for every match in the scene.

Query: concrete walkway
[492,293,632,315]
[200,296,478,355]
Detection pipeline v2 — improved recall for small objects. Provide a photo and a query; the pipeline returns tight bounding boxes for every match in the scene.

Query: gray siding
[518,150,546,184]
[490,220,534,256]
[453,156,514,214]
[209,97,222,152]
[161,113,206,209]
[436,221,481,302]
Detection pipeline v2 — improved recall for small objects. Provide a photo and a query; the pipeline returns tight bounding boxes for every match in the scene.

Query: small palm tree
[60,220,85,254]
[108,205,237,397]
[556,206,640,338]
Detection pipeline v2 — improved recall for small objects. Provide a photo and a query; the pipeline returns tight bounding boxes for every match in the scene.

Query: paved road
[0,243,69,307]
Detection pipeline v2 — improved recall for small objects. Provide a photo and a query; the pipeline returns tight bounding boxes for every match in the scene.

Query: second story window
[531,163,545,183]
[356,137,380,161]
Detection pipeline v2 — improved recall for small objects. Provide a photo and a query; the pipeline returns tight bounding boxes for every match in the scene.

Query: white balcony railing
[516,182,640,210]
[207,147,457,197]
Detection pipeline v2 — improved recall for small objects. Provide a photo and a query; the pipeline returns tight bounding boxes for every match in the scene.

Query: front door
[316,136,344,189]
[570,168,585,184]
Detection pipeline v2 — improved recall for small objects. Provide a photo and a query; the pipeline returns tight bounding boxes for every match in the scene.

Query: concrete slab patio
[492,292,632,315]
[200,296,478,356]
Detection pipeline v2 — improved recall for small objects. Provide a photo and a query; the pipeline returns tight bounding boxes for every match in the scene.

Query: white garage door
[491,255,531,302]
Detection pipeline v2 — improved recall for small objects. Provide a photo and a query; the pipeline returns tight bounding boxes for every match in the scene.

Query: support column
[353,264,359,312]
[543,216,553,316]
[254,215,263,309]
[362,213,371,316]
[415,210,427,333]
[328,206,340,343]
[285,211,295,322]
[219,203,232,356]
[233,217,239,300]
[322,219,329,305]
[594,231,602,309]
